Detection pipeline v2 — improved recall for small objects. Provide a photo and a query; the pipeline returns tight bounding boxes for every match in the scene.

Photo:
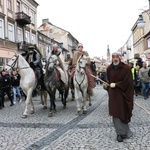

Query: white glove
[110,83,116,88]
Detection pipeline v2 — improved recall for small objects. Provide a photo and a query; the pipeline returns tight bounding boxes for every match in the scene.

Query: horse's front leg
[74,87,81,114]
[41,90,47,109]
[22,89,33,118]
[82,89,87,114]
[48,91,56,117]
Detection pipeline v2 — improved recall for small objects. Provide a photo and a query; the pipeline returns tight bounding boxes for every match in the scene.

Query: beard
[113,61,120,66]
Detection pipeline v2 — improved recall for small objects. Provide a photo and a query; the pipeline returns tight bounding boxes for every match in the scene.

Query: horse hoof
[83,110,87,114]
[30,110,34,114]
[43,106,47,109]
[77,109,81,114]
[89,103,92,106]
[48,112,53,117]
[22,115,27,118]
[63,105,66,109]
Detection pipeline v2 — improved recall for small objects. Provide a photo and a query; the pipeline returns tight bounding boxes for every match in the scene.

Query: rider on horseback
[72,43,95,95]
[22,45,45,90]
[49,43,68,87]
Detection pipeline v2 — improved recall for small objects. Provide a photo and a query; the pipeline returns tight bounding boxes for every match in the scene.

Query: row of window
[0,0,35,24]
[0,18,36,43]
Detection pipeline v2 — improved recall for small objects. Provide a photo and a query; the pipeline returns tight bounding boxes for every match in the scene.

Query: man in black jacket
[0,70,14,109]
[22,45,45,91]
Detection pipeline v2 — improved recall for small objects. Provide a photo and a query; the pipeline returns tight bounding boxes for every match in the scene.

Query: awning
[0,48,16,58]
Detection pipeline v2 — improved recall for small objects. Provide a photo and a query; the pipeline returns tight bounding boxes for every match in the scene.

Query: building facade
[0,0,38,70]
[38,19,79,58]
[132,10,150,63]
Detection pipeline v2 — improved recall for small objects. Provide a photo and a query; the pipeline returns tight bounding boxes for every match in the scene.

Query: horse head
[46,55,57,72]
[77,55,89,75]
[5,53,19,71]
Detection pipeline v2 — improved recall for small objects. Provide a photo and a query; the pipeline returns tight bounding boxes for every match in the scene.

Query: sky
[35,0,148,59]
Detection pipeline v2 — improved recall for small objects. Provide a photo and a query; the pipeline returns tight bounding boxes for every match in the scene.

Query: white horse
[5,53,47,118]
[73,54,90,114]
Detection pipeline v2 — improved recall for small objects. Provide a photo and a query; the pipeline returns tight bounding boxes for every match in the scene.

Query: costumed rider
[23,45,44,90]
[49,43,68,87]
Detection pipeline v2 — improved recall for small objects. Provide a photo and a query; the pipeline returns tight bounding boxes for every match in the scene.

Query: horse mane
[18,53,30,67]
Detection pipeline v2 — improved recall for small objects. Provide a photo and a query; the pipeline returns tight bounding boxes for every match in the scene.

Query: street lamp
[137,14,145,28]
[137,0,150,29]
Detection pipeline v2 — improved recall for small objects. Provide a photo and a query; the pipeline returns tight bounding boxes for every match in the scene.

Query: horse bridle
[75,57,86,92]
[6,54,29,70]
[76,58,86,73]
[6,54,19,70]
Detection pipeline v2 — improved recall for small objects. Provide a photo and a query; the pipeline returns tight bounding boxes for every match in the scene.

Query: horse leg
[74,88,81,114]
[22,89,33,118]
[71,88,75,101]
[41,90,47,109]
[82,90,87,114]
[61,91,66,109]
[64,88,69,108]
[29,97,34,114]
[48,91,56,117]
[87,88,92,106]
[88,93,92,106]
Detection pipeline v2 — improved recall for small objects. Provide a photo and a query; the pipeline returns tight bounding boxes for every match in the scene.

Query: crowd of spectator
[0,69,23,109]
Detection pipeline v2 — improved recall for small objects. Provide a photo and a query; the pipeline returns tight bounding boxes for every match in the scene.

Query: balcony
[15,11,31,26]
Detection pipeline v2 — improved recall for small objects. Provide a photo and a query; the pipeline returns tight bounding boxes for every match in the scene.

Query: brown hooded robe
[107,62,134,123]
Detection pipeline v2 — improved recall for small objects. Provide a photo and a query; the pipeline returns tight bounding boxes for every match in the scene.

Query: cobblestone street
[0,85,150,150]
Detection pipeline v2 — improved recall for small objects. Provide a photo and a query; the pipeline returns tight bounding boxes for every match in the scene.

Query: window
[7,0,12,10]
[17,28,23,42]
[25,31,30,42]
[31,10,35,24]
[8,23,14,41]
[31,34,36,44]
[147,38,150,48]
[24,5,28,14]
[0,19,4,39]
[16,1,20,12]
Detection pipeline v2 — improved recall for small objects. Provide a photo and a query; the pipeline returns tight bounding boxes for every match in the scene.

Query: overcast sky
[35,0,148,59]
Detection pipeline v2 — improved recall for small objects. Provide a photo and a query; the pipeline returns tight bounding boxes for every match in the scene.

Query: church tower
[107,45,110,61]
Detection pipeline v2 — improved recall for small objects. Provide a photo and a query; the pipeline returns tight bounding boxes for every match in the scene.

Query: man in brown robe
[104,52,134,142]
[72,43,95,95]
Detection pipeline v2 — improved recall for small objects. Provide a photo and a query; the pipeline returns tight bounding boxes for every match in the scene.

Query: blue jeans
[13,86,22,102]
[141,82,150,99]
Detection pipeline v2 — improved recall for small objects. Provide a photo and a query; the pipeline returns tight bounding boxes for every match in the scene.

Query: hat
[112,52,122,57]
[78,43,83,48]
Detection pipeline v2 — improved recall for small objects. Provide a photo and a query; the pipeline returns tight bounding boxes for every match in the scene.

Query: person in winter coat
[0,70,14,109]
